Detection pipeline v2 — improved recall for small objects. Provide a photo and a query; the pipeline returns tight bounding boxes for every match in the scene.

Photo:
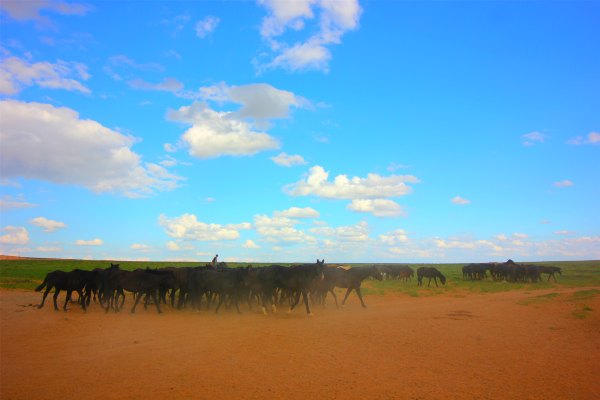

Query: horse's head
[439,274,447,285]
[371,266,384,281]
[316,259,325,280]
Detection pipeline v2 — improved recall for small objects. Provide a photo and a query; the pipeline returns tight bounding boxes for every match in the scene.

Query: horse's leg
[152,291,162,314]
[302,290,312,315]
[329,289,339,308]
[289,290,301,312]
[78,290,87,311]
[63,290,71,311]
[342,287,353,305]
[53,289,61,311]
[427,277,432,287]
[118,289,125,311]
[215,293,225,314]
[131,292,142,313]
[355,286,367,308]
[434,277,439,288]
[38,287,51,309]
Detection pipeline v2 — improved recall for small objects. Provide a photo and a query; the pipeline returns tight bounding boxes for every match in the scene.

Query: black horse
[417,267,446,287]
[274,259,325,316]
[315,266,382,308]
[35,269,94,311]
[103,269,176,314]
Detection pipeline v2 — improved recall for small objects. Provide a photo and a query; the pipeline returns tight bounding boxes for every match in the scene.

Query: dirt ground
[1,287,599,400]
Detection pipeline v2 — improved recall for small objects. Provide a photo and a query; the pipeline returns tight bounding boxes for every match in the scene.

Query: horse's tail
[35,274,49,292]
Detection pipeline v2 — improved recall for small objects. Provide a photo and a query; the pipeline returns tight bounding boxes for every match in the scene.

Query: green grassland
[1,258,598,295]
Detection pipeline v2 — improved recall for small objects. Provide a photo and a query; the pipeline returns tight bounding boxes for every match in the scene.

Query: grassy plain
[1,258,598,295]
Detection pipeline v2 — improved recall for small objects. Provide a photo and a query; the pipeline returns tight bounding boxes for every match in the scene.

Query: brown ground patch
[2,287,599,400]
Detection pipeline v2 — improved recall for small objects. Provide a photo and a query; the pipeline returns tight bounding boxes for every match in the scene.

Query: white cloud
[75,238,103,246]
[129,77,184,93]
[242,239,260,249]
[285,165,419,199]
[273,206,319,218]
[451,196,471,205]
[0,226,29,244]
[0,100,183,197]
[0,195,36,210]
[347,199,406,217]
[257,0,361,72]
[271,152,307,167]
[166,241,194,251]
[167,101,280,158]
[379,229,409,245]
[0,55,90,95]
[30,216,66,232]
[199,82,308,122]
[522,131,547,146]
[195,16,220,38]
[554,230,575,235]
[131,243,151,251]
[254,214,316,243]
[159,213,249,241]
[0,0,92,21]
[512,232,528,239]
[553,180,574,188]
[310,221,369,243]
[566,131,600,146]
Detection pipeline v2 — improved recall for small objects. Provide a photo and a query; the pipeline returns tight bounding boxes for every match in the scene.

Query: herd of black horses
[33,259,561,315]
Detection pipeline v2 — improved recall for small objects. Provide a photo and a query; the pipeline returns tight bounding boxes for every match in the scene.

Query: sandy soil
[1,287,599,400]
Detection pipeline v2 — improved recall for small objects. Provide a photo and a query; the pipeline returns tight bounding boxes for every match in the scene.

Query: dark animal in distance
[417,267,446,287]
[314,265,383,308]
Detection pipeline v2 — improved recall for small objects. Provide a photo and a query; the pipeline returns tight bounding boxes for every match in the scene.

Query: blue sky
[1,0,598,263]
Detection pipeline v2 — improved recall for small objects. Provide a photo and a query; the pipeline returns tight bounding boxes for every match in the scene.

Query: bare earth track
[1,287,599,400]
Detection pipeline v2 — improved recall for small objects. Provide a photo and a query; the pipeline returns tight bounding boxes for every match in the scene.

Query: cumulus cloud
[0,100,183,197]
[553,180,574,188]
[242,239,260,249]
[285,165,419,200]
[310,221,369,243]
[129,77,184,94]
[0,0,92,21]
[167,101,280,158]
[30,216,66,232]
[379,229,409,245]
[253,214,315,243]
[198,82,308,121]
[522,131,547,146]
[0,195,37,210]
[451,196,471,205]
[566,132,600,146]
[273,206,319,219]
[195,15,220,38]
[347,199,406,217]
[131,243,151,251]
[0,226,29,244]
[75,238,103,246]
[0,55,90,95]
[164,83,308,158]
[159,213,249,241]
[271,152,307,167]
[257,0,361,72]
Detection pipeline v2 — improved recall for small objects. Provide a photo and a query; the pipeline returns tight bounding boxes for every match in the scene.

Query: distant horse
[312,265,383,308]
[417,267,446,287]
[337,266,383,308]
